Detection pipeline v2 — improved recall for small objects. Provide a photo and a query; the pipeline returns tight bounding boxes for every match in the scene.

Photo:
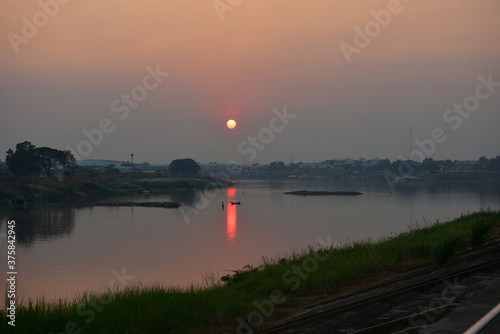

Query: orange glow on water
[227,187,237,198]
[226,203,237,245]
[226,187,237,245]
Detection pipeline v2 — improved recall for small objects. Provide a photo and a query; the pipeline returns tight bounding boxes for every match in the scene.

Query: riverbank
[89,201,181,208]
[1,210,499,333]
[283,190,362,196]
[236,171,500,184]
[0,174,232,204]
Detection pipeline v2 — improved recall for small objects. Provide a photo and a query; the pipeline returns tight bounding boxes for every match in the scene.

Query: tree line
[266,157,500,173]
[3,141,202,177]
[4,141,76,176]
[4,140,498,177]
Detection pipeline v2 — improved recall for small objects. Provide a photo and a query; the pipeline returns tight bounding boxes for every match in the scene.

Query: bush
[221,264,260,285]
[470,220,494,247]
[431,238,466,265]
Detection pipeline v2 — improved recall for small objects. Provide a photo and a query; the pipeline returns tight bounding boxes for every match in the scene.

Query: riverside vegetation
[1,210,499,333]
[0,173,233,204]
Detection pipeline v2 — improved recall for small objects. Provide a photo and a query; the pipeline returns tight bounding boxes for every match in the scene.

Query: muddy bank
[284,190,362,196]
[89,201,181,208]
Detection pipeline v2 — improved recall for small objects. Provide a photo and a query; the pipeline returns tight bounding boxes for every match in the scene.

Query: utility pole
[408,122,412,161]
[131,153,134,173]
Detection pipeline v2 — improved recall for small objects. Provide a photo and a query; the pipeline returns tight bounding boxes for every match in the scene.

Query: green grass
[1,210,499,333]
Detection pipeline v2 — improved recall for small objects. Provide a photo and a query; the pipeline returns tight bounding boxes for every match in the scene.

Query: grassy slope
[1,210,499,333]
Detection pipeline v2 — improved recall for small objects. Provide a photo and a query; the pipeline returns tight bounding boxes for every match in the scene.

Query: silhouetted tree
[6,142,76,177]
[421,158,439,173]
[491,156,500,171]
[35,147,75,176]
[170,158,200,175]
[444,159,454,170]
[475,156,500,171]
[476,156,489,170]
[268,161,286,172]
[5,141,41,176]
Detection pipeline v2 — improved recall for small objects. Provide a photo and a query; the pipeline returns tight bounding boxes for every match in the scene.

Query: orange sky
[1,0,499,163]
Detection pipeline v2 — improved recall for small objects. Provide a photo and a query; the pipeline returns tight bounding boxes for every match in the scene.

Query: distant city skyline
[1,1,499,164]
[72,155,484,167]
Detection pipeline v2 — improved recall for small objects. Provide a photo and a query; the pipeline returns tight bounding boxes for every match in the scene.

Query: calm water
[1,179,499,306]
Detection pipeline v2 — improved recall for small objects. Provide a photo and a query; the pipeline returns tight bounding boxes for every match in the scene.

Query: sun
[226,119,237,129]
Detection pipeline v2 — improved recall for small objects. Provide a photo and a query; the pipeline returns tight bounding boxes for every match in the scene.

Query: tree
[35,147,75,176]
[476,156,489,171]
[491,156,500,171]
[444,159,454,170]
[61,150,77,175]
[5,141,41,176]
[6,142,76,177]
[421,158,439,173]
[170,158,200,175]
[268,161,286,172]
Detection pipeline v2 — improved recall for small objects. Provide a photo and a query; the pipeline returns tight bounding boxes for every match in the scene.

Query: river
[1,179,499,306]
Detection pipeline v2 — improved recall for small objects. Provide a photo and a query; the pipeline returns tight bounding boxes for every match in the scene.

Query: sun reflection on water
[226,188,237,245]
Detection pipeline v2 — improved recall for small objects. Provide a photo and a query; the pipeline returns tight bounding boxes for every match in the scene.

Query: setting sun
[226,119,237,129]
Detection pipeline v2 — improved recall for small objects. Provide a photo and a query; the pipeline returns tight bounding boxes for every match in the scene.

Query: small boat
[230,201,241,205]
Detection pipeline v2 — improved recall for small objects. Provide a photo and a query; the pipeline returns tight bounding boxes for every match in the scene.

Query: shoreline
[283,190,362,196]
[0,174,233,206]
[234,171,500,184]
[1,172,498,207]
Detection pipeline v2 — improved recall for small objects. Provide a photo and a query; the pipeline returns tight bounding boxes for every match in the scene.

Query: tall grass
[1,210,499,333]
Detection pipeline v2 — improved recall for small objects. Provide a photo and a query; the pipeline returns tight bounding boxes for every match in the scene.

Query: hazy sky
[1,0,499,164]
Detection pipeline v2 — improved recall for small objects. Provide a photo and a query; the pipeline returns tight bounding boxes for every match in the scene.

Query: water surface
[1,179,499,306]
